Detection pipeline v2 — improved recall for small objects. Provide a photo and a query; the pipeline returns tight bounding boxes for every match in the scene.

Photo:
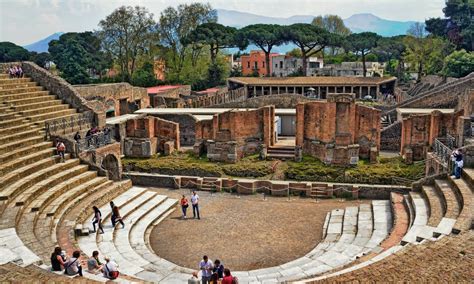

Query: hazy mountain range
[22,10,418,53]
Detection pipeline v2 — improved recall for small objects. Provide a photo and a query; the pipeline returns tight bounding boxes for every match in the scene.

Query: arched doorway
[102,154,120,181]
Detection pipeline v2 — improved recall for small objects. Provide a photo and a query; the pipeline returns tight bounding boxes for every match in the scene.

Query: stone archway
[102,154,120,181]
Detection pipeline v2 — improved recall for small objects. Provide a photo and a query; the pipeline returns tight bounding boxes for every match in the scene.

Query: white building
[272,55,324,77]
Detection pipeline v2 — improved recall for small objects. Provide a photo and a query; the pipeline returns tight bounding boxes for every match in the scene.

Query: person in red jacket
[221,268,237,284]
[180,195,189,219]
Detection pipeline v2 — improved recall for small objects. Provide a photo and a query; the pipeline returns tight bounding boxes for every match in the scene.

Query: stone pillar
[317,86,321,98]
[350,86,354,94]
[286,86,288,94]
[261,86,264,96]
[376,85,380,100]
[295,103,305,147]
[253,86,257,97]
[429,111,442,146]
[277,86,280,94]
[269,86,272,95]
[326,86,329,95]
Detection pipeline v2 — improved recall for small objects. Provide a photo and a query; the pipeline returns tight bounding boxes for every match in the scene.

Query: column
[261,86,265,96]
[277,86,280,94]
[350,86,354,94]
[253,86,257,97]
[376,85,380,100]
[270,86,272,95]
[286,86,288,94]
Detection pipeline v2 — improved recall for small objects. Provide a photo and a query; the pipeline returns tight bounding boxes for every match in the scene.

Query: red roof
[147,85,182,94]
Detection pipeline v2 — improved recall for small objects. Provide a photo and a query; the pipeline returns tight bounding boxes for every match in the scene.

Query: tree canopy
[0,42,30,62]
[345,32,381,77]
[442,49,474,78]
[312,15,351,56]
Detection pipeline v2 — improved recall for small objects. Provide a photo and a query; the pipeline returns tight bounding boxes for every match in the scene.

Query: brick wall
[212,94,315,109]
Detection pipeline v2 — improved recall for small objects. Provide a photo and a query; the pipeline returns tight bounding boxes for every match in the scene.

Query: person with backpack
[103,256,119,279]
[92,206,104,234]
[221,268,238,284]
[56,141,66,162]
[64,250,82,277]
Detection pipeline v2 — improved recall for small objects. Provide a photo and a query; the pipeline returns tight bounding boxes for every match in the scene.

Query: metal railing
[77,131,113,152]
[433,137,454,168]
[45,111,94,139]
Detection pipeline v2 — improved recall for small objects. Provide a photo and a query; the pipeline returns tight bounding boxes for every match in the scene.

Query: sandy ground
[148,188,368,271]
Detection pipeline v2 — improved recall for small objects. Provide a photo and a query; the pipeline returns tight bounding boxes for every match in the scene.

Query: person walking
[191,191,200,220]
[92,206,104,234]
[180,195,189,219]
[56,141,65,162]
[112,206,125,228]
[199,255,213,284]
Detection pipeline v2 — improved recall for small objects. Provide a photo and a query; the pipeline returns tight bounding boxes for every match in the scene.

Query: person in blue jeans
[191,191,200,220]
[452,149,463,179]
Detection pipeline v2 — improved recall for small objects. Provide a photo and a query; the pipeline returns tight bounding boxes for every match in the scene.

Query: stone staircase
[267,145,295,160]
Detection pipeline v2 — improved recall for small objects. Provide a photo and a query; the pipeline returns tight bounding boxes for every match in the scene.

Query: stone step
[0,78,32,85]
[0,91,50,102]
[0,111,21,120]
[0,141,51,164]
[0,82,37,90]
[19,104,71,117]
[0,228,41,266]
[0,86,43,95]
[267,153,295,160]
[363,200,392,251]
[0,155,71,200]
[0,121,42,136]
[25,108,77,123]
[10,99,62,112]
[379,193,409,249]
[0,116,25,128]
[434,179,460,219]
[448,176,473,233]
[401,192,430,244]
[1,94,55,106]
[461,168,474,190]
[0,148,54,176]
[421,185,444,227]
[0,135,45,156]
[0,127,42,146]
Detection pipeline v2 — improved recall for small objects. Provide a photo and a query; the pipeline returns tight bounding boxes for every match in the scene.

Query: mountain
[217,9,418,37]
[23,32,64,53]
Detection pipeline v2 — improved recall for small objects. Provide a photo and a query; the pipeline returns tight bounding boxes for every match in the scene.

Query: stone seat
[0,154,71,200]
[379,193,410,249]
[0,135,45,155]
[0,77,32,85]
[0,148,54,176]
[449,175,473,233]
[19,104,71,116]
[0,86,43,95]
[0,140,51,164]
[9,99,62,112]
[0,111,20,120]
[0,116,26,128]
[401,192,431,244]
[0,93,54,106]
[0,82,37,90]
[25,108,77,122]
[421,185,444,227]
[434,179,460,219]
[0,228,41,266]
[0,127,43,146]
[0,90,50,102]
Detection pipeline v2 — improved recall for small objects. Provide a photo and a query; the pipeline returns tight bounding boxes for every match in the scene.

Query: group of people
[180,191,201,220]
[50,247,119,279]
[8,65,23,78]
[188,256,237,284]
[451,148,464,179]
[91,201,124,234]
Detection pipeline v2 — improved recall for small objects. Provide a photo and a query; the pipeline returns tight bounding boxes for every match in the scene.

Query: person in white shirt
[103,256,119,279]
[199,255,213,284]
[188,271,200,284]
[191,191,200,220]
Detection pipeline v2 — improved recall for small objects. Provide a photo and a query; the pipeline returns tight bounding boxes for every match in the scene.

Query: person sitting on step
[87,250,103,274]
[50,247,66,272]
[64,250,83,277]
[103,256,119,280]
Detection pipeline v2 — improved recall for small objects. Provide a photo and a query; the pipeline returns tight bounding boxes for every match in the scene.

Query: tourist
[56,141,66,162]
[180,194,189,219]
[64,250,83,277]
[103,256,119,280]
[16,65,23,78]
[92,206,104,234]
[50,247,66,272]
[87,251,103,274]
[110,201,115,226]
[221,268,236,284]
[191,191,200,220]
[73,132,81,143]
[453,148,464,179]
[188,271,200,284]
[199,255,213,284]
[8,66,15,78]
[213,259,224,279]
[85,129,93,147]
[112,206,125,228]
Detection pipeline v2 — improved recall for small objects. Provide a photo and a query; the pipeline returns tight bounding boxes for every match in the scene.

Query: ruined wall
[172,87,247,108]
[153,114,198,146]
[124,116,179,157]
[212,94,315,109]
[296,94,380,165]
[75,83,149,116]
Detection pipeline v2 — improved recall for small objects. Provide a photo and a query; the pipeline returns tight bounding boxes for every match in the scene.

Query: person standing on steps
[112,206,125,228]
[180,194,189,219]
[92,206,104,234]
[191,191,200,220]
[56,141,66,162]
[454,148,464,179]
[199,255,213,284]
[109,201,115,227]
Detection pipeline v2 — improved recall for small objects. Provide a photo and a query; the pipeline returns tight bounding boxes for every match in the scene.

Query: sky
[0,0,445,46]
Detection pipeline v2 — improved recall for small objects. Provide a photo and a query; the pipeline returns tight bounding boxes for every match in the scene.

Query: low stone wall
[212,94,316,109]
[380,121,402,151]
[127,172,410,199]
[18,62,105,127]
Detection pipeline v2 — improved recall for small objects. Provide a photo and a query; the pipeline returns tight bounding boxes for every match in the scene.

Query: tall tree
[49,32,111,84]
[98,5,156,82]
[442,49,474,78]
[312,15,351,56]
[158,3,217,81]
[344,32,381,77]
[0,42,30,62]
[238,24,285,76]
[374,36,406,77]
[284,23,338,76]
[184,23,237,65]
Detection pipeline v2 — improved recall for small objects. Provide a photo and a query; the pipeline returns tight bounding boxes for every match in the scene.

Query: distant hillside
[217,9,418,37]
[23,32,64,53]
